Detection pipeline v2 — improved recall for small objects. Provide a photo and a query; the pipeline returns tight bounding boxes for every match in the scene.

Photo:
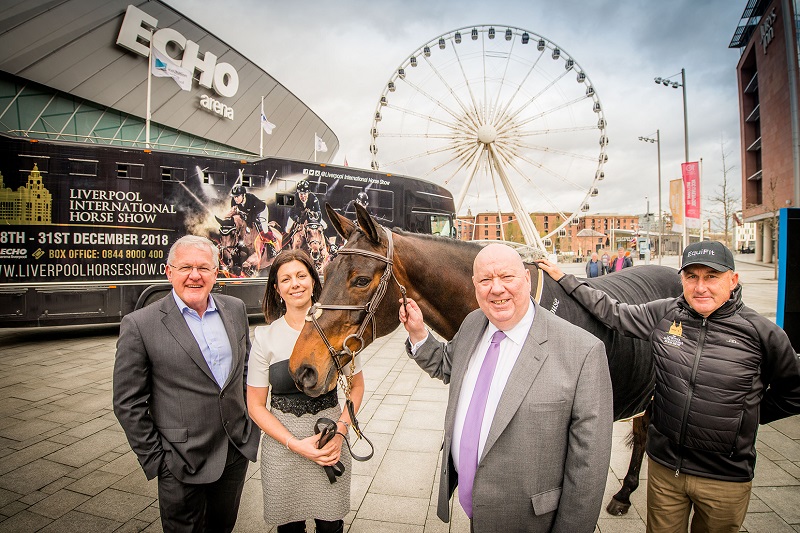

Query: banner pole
[146,36,152,149]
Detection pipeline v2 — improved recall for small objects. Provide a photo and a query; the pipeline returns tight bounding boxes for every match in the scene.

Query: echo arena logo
[116,4,239,98]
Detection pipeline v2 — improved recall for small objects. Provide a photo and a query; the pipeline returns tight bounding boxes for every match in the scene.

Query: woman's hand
[289,434,342,466]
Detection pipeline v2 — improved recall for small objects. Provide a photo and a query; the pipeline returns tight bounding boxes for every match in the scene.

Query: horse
[215,216,251,277]
[289,203,683,515]
[285,220,331,279]
[215,216,281,277]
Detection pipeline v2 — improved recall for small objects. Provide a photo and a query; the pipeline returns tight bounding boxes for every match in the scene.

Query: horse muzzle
[293,361,337,397]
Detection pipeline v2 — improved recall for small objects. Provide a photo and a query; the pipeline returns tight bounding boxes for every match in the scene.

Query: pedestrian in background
[585,252,604,278]
[609,247,632,272]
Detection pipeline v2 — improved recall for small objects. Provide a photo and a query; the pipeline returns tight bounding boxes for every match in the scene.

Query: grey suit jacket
[113,293,259,483]
[411,301,613,533]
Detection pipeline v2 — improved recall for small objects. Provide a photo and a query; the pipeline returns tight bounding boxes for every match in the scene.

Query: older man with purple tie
[399,243,613,532]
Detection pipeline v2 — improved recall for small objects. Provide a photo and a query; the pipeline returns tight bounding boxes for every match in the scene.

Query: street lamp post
[639,131,663,265]
[645,196,651,265]
[654,69,688,253]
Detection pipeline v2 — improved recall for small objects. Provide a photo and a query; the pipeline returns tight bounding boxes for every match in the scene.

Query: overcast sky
[169,0,747,220]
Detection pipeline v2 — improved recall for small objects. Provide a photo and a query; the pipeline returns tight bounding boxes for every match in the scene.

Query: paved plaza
[0,255,797,532]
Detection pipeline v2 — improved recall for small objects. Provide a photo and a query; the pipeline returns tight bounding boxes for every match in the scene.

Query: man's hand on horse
[534,259,566,281]
[399,298,427,345]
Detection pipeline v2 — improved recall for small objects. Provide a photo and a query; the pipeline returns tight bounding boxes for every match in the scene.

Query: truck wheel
[142,291,168,307]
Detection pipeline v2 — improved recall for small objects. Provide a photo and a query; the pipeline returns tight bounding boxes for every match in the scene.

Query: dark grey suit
[411,301,613,533]
[113,293,259,527]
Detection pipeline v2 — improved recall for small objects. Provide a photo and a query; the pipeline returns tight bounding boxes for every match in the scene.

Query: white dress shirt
[451,301,535,470]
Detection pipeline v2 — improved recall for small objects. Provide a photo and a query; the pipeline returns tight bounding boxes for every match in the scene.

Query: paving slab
[0,254,796,531]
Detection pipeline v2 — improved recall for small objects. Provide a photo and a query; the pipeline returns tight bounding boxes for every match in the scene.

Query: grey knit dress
[248,317,362,526]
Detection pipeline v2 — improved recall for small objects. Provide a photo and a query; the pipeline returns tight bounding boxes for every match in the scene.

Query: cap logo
[687,249,714,257]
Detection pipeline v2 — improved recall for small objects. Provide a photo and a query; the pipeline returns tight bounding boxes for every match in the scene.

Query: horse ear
[355,202,381,244]
[326,203,356,239]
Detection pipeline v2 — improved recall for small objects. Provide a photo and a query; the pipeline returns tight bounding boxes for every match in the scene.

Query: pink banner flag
[681,162,700,229]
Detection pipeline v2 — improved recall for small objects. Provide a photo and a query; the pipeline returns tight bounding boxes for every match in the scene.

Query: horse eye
[353,276,371,288]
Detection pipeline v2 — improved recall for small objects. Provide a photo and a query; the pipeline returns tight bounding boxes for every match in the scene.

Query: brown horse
[289,203,682,515]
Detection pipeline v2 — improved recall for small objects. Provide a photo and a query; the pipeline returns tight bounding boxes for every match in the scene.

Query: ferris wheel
[369,25,608,251]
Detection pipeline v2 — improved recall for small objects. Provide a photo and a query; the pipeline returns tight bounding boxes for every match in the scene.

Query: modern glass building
[0,0,338,161]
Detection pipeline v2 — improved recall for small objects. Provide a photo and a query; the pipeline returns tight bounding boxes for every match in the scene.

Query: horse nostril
[297,364,318,391]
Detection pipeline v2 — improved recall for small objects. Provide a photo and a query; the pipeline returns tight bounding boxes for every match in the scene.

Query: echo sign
[116,4,239,98]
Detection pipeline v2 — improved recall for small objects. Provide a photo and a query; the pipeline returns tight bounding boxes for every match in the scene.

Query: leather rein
[304,226,407,462]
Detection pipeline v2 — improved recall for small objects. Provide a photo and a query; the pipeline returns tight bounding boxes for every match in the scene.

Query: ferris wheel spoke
[498,95,589,134]
[502,68,571,123]
[493,145,574,218]
[495,48,547,122]
[379,132,468,140]
[425,144,483,184]
[421,52,480,130]
[511,141,597,162]
[512,124,598,137]
[447,36,482,121]
[508,149,589,191]
[488,38,517,125]
[382,140,477,169]
[397,77,475,129]
[384,103,460,131]
[454,145,488,211]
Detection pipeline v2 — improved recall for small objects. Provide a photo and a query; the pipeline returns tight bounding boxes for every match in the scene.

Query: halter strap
[304,226,405,462]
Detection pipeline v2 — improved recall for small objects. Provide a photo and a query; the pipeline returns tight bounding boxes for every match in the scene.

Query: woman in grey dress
[247,249,364,533]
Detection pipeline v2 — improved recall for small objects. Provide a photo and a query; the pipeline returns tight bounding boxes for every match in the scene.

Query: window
[68,158,98,177]
[19,154,50,174]
[161,167,186,182]
[204,171,226,186]
[242,174,263,188]
[276,193,294,206]
[117,163,144,179]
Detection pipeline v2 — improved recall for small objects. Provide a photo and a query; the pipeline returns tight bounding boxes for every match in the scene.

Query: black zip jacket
[559,274,800,481]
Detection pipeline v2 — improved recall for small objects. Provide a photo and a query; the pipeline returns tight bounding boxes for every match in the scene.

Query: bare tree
[706,136,740,248]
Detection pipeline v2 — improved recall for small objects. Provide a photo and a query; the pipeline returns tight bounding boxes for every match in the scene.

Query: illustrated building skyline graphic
[0,164,53,224]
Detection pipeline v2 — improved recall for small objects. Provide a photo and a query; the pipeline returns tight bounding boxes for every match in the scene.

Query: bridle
[303,225,407,461]
[305,225,406,377]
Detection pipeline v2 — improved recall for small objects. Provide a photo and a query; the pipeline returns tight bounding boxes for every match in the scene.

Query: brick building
[456,210,641,257]
[730,0,800,263]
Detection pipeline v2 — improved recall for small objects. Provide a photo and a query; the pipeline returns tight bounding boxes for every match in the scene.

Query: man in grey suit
[113,235,259,532]
[399,243,613,532]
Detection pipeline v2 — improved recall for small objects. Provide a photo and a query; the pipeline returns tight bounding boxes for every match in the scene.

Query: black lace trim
[271,389,337,417]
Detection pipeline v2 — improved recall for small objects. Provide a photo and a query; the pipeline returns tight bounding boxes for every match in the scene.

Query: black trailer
[0,134,455,327]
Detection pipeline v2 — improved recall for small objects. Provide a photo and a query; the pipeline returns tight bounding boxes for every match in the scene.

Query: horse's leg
[607,402,651,516]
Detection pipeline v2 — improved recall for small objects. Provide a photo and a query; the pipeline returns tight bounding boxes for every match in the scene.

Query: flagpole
[260,96,264,158]
[145,36,153,149]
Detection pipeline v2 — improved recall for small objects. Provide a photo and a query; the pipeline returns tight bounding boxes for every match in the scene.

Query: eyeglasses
[169,264,216,275]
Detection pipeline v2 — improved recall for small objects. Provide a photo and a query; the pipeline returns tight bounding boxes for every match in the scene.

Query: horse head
[289,203,409,397]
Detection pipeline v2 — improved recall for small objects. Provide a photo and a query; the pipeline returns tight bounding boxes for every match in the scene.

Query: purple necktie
[458,329,506,518]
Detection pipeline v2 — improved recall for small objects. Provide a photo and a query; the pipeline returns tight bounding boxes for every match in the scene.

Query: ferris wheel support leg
[488,145,547,252]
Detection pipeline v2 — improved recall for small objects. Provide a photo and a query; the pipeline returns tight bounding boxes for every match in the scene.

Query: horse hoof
[606,499,631,516]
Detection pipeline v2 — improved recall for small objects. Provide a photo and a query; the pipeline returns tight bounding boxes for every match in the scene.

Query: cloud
[170,0,745,219]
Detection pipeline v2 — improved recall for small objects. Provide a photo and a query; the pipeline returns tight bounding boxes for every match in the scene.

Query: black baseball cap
[679,241,735,273]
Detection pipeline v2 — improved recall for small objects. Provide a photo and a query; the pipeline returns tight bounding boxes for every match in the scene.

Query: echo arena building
[0,0,338,161]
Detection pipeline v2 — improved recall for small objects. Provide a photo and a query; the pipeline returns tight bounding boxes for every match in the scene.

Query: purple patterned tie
[458,329,506,518]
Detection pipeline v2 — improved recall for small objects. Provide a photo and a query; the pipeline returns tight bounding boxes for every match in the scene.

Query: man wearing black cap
[536,241,800,533]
